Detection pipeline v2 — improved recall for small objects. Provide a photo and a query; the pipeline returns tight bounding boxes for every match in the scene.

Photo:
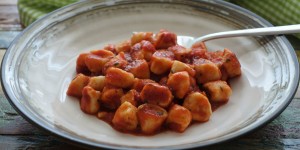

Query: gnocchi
[167,71,190,99]
[166,104,192,132]
[112,101,138,131]
[140,83,173,108]
[80,86,101,114]
[67,29,241,135]
[137,104,168,134]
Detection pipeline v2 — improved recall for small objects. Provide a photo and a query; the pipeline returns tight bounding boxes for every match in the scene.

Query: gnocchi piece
[189,76,200,93]
[112,101,138,131]
[159,77,168,86]
[191,41,207,50]
[120,89,140,107]
[84,50,115,75]
[80,86,101,114]
[171,60,196,77]
[97,111,109,119]
[222,48,241,78]
[97,111,115,123]
[90,49,115,58]
[76,53,90,75]
[203,80,232,102]
[150,50,174,75]
[125,59,150,79]
[116,40,131,53]
[140,83,173,108]
[193,58,221,84]
[205,50,225,67]
[123,52,133,62]
[67,73,90,98]
[167,71,190,99]
[166,104,192,132]
[84,54,104,75]
[220,67,229,81]
[130,43,144,60]
[103,44,116,54]
[105,67,135,88]
[131,40,156,61]
[102,52,128,74]
[154,29,177,49]
[132,78,157,92]
[140,40,156,61]
[189,47,207,60]
[183,92,212,122]
[137,104,168,134]
[131,32,154,45]
[168,45,191,61]
[100,87,124,110]
[87,76,106,91]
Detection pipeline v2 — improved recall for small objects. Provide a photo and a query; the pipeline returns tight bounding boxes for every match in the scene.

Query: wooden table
[1,1,300,149]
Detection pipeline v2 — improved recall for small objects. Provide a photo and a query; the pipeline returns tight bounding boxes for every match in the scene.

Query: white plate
[1,1,299,149]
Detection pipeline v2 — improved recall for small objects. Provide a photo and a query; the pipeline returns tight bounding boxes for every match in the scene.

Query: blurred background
[1,0,300,58]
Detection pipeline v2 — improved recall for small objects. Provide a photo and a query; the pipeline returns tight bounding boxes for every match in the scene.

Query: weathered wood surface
[0,5,22,30]
[0,1,300,150]
[0,0,17,5]
[0,4,22,48]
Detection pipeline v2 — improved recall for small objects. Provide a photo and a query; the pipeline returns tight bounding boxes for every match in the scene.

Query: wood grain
[0,0,17,5]
[0,136,86,150]
[0,5,22,31]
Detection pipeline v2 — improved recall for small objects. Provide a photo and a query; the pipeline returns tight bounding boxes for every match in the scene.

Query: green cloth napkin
[18,0,300,39]
[229,0,300,39]
[18,0,78,27]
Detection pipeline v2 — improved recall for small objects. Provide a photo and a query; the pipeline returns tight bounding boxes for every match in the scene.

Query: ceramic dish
[1,0,299,149]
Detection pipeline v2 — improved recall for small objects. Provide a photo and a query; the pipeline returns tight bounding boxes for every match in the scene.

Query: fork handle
[192,24,300,44]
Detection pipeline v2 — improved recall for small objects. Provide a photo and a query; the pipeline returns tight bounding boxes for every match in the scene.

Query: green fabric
[18,0,77,27]
[17,0,300,39]
[229,0,300,39]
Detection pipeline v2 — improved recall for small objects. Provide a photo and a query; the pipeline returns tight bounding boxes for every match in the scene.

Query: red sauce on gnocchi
[67,29,241,135]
